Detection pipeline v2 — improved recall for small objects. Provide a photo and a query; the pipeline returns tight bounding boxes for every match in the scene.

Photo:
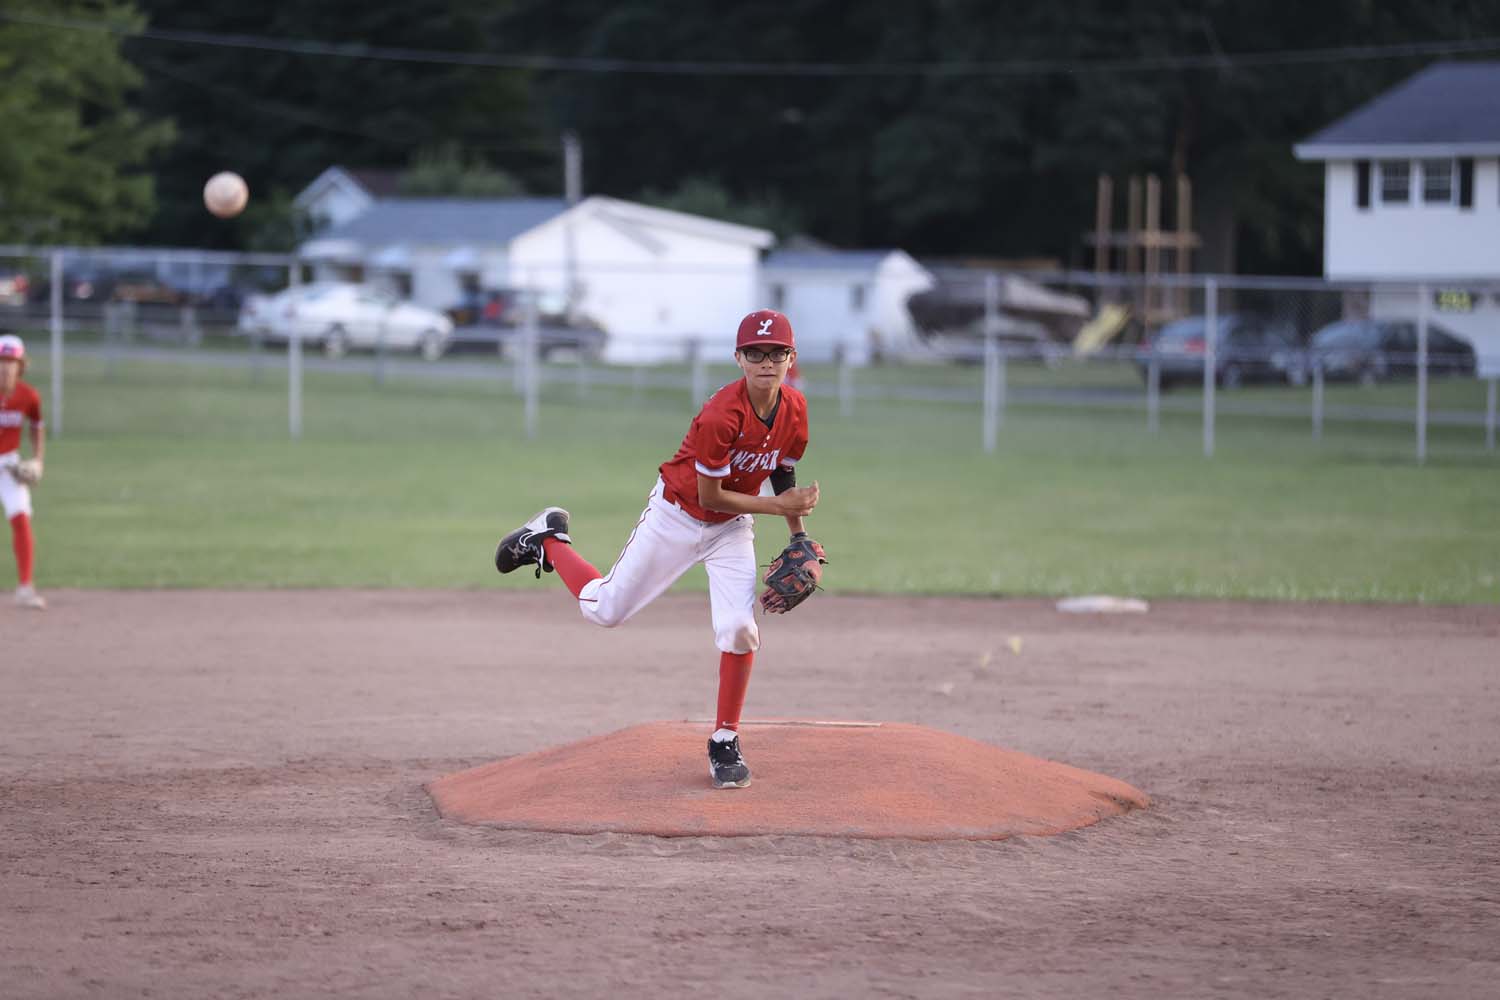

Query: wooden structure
[1088,173,1200,329]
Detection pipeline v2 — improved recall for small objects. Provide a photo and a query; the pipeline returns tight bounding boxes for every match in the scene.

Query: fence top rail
[931,267,1500,293]
[0,245,297,268]
[4,244,1500,293]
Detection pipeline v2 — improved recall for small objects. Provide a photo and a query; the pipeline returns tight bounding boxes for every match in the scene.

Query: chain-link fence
[2,246,1496,461]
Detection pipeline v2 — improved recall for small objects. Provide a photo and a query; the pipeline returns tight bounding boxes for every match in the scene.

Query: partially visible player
[0,335,45,610]
[494,309,821,789]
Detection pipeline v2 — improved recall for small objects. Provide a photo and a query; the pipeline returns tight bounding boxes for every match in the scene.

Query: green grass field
[17,349,1499,602]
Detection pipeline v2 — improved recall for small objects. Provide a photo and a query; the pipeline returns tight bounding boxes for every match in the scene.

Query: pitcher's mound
[428,721,1148,840]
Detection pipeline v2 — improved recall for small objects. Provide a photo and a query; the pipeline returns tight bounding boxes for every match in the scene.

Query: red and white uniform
[577,381,810,653]
[0,380,42,519]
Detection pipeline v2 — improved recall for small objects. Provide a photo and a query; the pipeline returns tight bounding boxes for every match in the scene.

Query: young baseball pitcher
[0,335,46,610]
[495,309,826,788]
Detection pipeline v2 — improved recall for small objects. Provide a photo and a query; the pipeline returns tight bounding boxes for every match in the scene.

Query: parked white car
[238,282,453,361]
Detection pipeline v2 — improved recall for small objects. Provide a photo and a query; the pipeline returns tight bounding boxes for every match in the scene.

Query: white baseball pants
[578,477,760,654]
[0,451,31,519]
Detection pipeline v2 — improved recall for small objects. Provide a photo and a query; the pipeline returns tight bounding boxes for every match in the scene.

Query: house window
[1355,160,1371,209]
[1379,161,1410,204]
[850,284,867,313]
[769,283,785,310]
[1421,159,1453,203]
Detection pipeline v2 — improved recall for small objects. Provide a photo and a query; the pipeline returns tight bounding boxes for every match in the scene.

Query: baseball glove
[760,534,827,614]
[9,459,41,487]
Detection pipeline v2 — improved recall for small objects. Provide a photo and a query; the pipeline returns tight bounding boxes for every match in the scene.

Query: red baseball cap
[735,309,795,351]
[0,335,25,363]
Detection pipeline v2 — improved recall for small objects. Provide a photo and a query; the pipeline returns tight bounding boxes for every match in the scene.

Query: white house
[1293,61,1500,374]
[293,166,401,230]
[760,248,935,363]
[299,195,773,363]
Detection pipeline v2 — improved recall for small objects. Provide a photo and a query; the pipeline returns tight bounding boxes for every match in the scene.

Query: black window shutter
[1459,158,1474,208]
[1356,160,1371,209]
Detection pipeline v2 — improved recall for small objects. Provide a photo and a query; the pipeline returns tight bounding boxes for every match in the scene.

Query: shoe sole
[711,777,751,789]
[708,764,752,789]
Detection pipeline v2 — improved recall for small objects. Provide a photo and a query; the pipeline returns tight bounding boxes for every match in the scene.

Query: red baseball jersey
[0,380,42,454]
[660,380,809,523]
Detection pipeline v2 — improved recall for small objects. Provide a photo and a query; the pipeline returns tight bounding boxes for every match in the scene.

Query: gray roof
[763,249,896,271]
[318,198,568,246]
[1297,62,1500,157]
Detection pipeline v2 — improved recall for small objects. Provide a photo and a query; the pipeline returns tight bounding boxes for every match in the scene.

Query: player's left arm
[28,417,44,464]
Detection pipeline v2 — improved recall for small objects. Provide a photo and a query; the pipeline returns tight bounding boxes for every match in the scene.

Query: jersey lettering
[730,448,780,472]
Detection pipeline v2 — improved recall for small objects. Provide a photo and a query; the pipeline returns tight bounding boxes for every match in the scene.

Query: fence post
[837,341,854,418]
[982,273,1005,451]
[982,331,999,453]
[288,258,302,441]
[180,303,200,347]
[1203,276,1217,458]
[48,250,63,437]
[1311,356,1324,441]
[523,291,539,440]
[689,338,706,405]
[1146,351,1160,432]
[1482,377,1494,452]
[103,301,121,379]
[1416,282,1429,465]
[374,315,388,386]
[575,348,588,399]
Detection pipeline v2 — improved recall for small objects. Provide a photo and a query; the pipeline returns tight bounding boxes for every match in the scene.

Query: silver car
[241,282,454,361]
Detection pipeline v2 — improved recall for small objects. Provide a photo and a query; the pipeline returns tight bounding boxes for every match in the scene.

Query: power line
[135,54,559,156]
[5,10,1500,78]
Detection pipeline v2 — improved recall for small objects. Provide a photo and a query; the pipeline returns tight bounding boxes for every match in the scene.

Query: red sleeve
[689,401,740,479]
[25,387,42,424]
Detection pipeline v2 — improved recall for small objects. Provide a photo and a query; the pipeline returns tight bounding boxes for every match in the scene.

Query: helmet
[0,334,24,371]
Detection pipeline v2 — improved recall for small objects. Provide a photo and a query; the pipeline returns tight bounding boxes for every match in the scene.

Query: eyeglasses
[740,346,792,364]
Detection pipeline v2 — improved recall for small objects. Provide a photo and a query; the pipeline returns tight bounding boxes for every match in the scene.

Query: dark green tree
[397,143,528,197]
[0,1,173,243]
[636,177,802,239]
[127,0,548,247]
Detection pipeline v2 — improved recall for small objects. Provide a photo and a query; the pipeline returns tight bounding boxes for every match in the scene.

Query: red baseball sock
[542,537,601,598]
[715,651,755,732]
[10,513,33,586]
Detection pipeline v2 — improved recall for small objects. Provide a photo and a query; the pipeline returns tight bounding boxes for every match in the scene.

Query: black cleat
[708,734,752,789]
[495,507,572,578]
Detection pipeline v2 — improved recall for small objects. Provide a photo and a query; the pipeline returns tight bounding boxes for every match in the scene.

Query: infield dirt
[4,591,1498,998]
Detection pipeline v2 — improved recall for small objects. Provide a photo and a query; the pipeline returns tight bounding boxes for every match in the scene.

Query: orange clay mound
[428,721,1148,841]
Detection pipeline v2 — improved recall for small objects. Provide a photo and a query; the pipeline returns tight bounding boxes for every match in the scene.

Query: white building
[1294,61,1500,374]
[293,167,400,231]
[299,195,772,363]
[760,249,935,363]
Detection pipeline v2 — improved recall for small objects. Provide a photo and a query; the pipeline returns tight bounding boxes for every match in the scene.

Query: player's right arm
[698,475,819,518]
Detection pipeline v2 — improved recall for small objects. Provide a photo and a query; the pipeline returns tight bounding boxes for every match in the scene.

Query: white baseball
[203,171,250,219]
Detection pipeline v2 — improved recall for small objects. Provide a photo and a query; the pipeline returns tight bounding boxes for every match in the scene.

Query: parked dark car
[445,287,606,360]
[1137,314,1306,389]
[1308,318,1475,384]
[109,272,191,306]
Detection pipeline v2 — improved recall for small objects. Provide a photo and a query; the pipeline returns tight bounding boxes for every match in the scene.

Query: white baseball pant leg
[0,452,31,519]
[702,516,759,654]
[578,478,761,654]
[578,479,705,629]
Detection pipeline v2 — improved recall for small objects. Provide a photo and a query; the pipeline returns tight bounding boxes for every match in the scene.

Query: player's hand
[776,481,819,517]
[11,458,41,486]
